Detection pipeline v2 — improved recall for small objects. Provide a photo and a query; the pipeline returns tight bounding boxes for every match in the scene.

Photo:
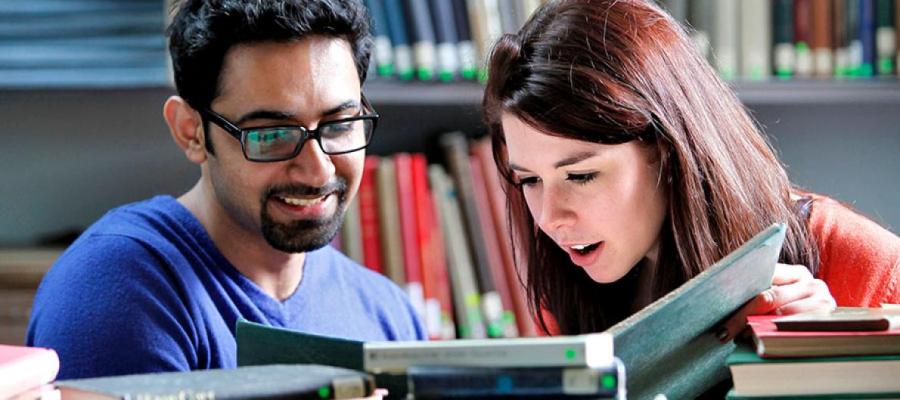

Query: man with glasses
[28,0,425,380]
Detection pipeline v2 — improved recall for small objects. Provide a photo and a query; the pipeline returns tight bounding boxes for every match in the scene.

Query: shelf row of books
[335,132,536,341]
[364,0,546,82]
[727,307,900,399]
[363,0,900,83]
[669,0,900,80]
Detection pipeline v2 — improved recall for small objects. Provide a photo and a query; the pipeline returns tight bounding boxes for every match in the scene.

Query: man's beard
[259,179,347,253]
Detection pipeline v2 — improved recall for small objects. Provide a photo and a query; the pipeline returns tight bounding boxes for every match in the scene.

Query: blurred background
[1,0,898,343]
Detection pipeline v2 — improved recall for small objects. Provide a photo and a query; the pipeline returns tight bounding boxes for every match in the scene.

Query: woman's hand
[717,263,836,343]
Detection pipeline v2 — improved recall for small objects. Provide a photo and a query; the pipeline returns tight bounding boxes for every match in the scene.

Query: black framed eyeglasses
[199,96,379,162]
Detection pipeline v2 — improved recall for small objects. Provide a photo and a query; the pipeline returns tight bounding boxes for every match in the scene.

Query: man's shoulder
[46,195,206,283]
[89,195,194,238]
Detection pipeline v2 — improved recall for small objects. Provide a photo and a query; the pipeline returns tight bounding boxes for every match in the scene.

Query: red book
[358,156,383,274]
[393,153,425,319]
[748,314,900,358]
[0,345,59,399]
[412,155,455,340]
[469,154,517,337]
[471,138,537,337]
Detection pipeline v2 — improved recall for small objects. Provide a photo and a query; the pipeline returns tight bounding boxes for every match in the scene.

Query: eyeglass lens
[242,118,374,161]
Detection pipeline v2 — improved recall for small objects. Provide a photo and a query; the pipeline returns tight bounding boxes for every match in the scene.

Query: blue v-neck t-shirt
[27,195,425,379]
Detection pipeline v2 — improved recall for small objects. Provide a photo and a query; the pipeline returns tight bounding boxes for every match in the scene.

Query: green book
[609,223,784,400]
[727,342,900,398]
[56,364,375,400]
[727,389,900,399]
[238,224,786,400]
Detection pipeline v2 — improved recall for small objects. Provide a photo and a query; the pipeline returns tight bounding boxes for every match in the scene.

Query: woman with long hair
[483,0,899,341]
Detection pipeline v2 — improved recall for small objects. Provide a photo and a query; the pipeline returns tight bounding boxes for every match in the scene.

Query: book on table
[236,223,787,400]
[727,341,900,398]
[56,364,376,400]
[748,313,900,358]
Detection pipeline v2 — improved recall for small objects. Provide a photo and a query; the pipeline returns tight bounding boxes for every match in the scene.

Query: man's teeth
[280,195,326,206]
[571,244,590,250]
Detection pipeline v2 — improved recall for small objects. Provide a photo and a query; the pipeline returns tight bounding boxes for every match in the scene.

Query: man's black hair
[167,0,372,123]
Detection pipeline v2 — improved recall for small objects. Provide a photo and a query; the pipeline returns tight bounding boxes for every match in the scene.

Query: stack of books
[368,333,624,399]
[237,322,625,399]
[727,307,900,399]
[0,345,60,400]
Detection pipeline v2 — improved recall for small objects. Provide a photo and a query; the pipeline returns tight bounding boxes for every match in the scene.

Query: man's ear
[163,96,207,164]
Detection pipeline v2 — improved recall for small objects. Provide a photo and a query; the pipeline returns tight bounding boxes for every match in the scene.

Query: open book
[237,223,786,400]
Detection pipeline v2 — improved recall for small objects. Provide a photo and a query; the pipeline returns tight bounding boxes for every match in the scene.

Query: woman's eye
[516,176,540,187]
[567,172,597,184]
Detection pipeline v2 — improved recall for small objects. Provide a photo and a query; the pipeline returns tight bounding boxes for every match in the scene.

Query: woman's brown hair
[483,0,819,335]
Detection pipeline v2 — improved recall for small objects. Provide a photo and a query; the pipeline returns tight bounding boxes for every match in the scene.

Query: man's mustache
[264,179,348,199]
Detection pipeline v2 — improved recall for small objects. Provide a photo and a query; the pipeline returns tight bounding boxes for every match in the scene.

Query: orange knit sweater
[808,195,900,306]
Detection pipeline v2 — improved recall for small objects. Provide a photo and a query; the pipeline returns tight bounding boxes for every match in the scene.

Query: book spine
[359,156,383,274]
[876,0,896,75]
[846,0,863,77]
[440,132,505,338]
[407,363,623,399]
[383,0,414,80]
[689,0,714,59]
[713,0,740,80]
[362,333,614,373]
[741,0,773,80]
[497,0,519,33]
[810,0,834,77]
[774,0,796,79]
[471,138,537,337]
[469,154,518,338]
[861,0,877,76]
[420,165,457,340]
[429,165,486,340]
[428,0,460,81]
[403,0,437,80]
[451,0,477,80]
[794,0,815,77]
[340,192,364,265]
[394,153,425,321]
[365,0,395,77]
[835,0,850,77]
[375,158,406,286]
[411,154,444,340]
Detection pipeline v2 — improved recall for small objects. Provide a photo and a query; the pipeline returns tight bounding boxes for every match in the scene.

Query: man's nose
[287,137,335,188]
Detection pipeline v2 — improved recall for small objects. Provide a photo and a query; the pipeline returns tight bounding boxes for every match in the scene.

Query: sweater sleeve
[27,234,198,379]
[809,196,900,307]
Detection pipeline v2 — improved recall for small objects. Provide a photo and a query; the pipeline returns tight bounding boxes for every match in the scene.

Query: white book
[740,0,772,80]
[713,0,739,80]
[362,333,614,373]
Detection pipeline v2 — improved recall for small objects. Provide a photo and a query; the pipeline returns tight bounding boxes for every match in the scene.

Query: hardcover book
[773,307,900,331]
[56,364,375,400]
[727,342,900,397]
[237,223,786,400]
[607,223,785,400]
[405,360,625,399]
[748,314,900,358]
[0,345,59,400]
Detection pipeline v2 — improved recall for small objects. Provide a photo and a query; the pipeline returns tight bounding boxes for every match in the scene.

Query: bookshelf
[2,0,899,346]
[366,79,900,106]
[0,79,898,243]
